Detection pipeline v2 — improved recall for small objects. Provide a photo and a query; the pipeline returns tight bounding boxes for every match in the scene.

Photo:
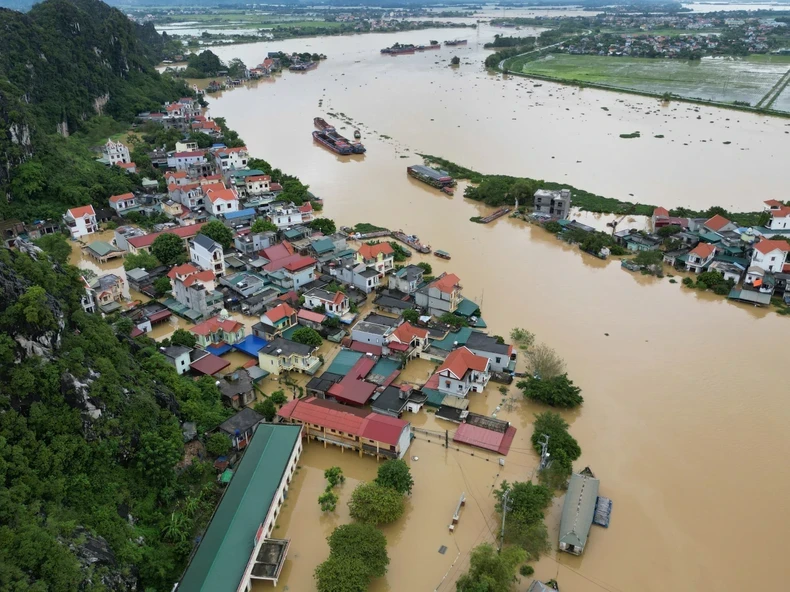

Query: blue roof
[326,349,363,376]
[232,335,269,357]
[206,343,233,356]
[224,208,256,220]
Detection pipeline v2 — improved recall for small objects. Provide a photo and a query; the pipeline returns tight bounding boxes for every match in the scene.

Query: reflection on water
[203,22,790,592]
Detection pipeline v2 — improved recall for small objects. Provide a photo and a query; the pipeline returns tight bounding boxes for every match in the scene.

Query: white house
[281,256,317,290]
[175,140,198,153]
[303,287,350,316]
[108,192,138,215]
[415,272,463,316]
[161,345,192,375]
[63,205,98,239]
[212,146,249,171]
[750,239,790,273]
[165,170,189,187]
[167,150,207,171]
[685,243,717,274]
[206,187,239,216]
[171,183,203,210]
[763,200,790,233]
[190,233,226,277]
[103,138,130,166]
[269,203,311,229]
[389,264,424,294]
[245,174,271,195]
[434,346,491,398]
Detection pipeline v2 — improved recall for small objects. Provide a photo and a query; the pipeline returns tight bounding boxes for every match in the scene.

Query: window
[495,357,501,364]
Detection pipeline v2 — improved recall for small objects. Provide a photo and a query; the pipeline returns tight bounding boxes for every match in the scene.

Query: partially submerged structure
[558,471,600,555]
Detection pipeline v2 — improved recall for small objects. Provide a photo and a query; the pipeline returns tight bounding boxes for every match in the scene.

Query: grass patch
[353,222,387,233]
[619,131,641,139]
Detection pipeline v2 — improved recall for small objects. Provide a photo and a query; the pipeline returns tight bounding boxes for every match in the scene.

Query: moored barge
[407,164,456,191]
[313,130,352,155]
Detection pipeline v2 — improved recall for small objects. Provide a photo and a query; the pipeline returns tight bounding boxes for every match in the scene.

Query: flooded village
[5,12,789,592]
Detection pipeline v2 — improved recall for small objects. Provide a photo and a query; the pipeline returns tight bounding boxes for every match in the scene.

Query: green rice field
[509,53,790,110]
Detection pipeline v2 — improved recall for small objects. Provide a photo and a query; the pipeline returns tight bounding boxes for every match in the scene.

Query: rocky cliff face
[65,527,139,591]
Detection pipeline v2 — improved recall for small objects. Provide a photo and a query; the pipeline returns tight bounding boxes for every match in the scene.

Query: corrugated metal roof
[559,472,600,550]
[178,424,300,591]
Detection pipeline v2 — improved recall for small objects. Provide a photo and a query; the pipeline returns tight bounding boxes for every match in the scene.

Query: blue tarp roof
[232,335,269,357]
[224,208,256,220]
[206,343,233,356]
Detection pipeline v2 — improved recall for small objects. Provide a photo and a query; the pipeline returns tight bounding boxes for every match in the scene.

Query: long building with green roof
[176,423,302,592]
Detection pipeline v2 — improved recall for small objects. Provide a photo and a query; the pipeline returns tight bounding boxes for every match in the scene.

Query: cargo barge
[313,130,353,155]
[407,165,456,191]
[314,117,331,130]
[415,43,441,51]
[289,61,317,71]
[444,39,468,46]
[381,44,416,55]
[392,230,431,254]
[314,118,366,153]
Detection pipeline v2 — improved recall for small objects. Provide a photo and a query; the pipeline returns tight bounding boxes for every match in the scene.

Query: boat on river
[313,130,352,155]
[381,44,416,55]
[444,39,468,46]
[289,61,317,71]
[392,230,431,254]
[434,250,451,260]
[314,118,366,153]
[415,43,441,51]
[314,117,331,130]
[478,207,511,223]
[354,129,361,139]
[407,164,456,191]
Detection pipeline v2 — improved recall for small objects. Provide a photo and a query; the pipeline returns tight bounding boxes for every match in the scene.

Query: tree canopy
[494,481,552,559]
[531,411,581,480]
[348,482,405,525]
[517,374,583,408]
[308,217,337,235]
[455,543,526,592]
[151,233,187,266]
[375,459,414,495]
[199,220,234,250]
[291,327,322,347]
[327,523,389,579]
[251,218,278,233]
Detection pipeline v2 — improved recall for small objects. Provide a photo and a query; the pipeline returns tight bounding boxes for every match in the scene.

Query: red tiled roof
[246,175,271,183]
[182,270,215,288]
[262,241,295,262]
[689,243,716,259]
[189,315,243,337]
[437,346,489,380]
[278,291,300,305]
[174,150,205,158]
[165,171,187,179]
[284,256,317,273]
[387,341,410,352]
[360,414,407,447]
[390,322,428,344]
[327,357,378,405]
[299,202,313,213]
[166,103,181,112]
[453,423,516,455]
[358,242,394,260]
[432,273,461,294]
[753,239,790,255]
[206,188,237,203]
[764,199,784,208]
[190,352,231,376]
[203,174,224,182]
[127,223,205,249]
[704,214,732,232]
[270,182,283,192]
[770,206,790,218]
[117,162,136,169]
[348,341,383,356]
[263,303,296,323]
[67,205,96,219]
[653,207,669,217]
[109,192,134,203]
[297,309,326,323]
[168,263,200,279]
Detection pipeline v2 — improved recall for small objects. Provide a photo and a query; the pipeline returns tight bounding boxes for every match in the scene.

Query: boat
[381,43,416,55]
[415,43,441,51]
[477,207,511,223]
[435,250,451,260]
[392,230,431,254]
[289,61,317,71]
[441,186,454,195]
[314,117,331,130]
[407,164,456,190]
[326,128,366,153]
[312,130,353,155]
[444,39,468,46]
[354,129,361,139]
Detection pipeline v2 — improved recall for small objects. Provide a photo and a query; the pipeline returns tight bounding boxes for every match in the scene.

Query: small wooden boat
[434,250,451,260]
[354,129,361,139]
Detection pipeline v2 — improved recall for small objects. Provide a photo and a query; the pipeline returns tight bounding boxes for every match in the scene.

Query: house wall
[351,329,387,347]
[171,352,191,375]
[284,266,315,290]
[438,373,470,397]
[751,249,787,273]
[396,425,412,459]
[259,353,282,376]
[467,348,509,373]
[210,199,239,216]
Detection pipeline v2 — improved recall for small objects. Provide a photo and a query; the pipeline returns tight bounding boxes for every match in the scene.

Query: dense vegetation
[0,246,233,590]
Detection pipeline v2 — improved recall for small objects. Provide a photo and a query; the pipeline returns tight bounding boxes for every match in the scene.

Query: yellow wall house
[258,337,322,376]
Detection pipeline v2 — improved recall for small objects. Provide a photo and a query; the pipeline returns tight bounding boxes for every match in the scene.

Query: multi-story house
[303,287,350,317]
[63,205,98,239]
[206,187,239,216]
[534,188,571,219]
[702,214,737,235]
[189,315,246,349]
[354,242,394,275]
[415,272,462,316]
[190,234,225,277]
[386,322,429,359]
[168,263,223,319]
[167,150,207,171]
[763,199,790,235]
[269,203,313,229]
[388,264,424,294]
[465,331,517,373]
[256,303,298,340]
[103,138,130,166]
[162,345,192,375]
[108,192,138,215]
[281,256,317,290]
[434,346,491,398]
[212,146,249,171]
[165,170,189,187]
[258,337,322,376]
[245,174,271,195]
[332,262,381,294]
[685,243,717,274]
[86,273,125,314]
[234,231,274,256]
[750,239,790,273]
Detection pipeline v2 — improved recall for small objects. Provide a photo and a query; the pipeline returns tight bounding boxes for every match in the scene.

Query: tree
[318,489,338,512]
[375,459,414,495]
[327,523,389,578]
[35,233,72,264]
[526,343,565,379]
[348,482,404,525]
[199,220,234,250]
[531,412,581,475]
[206,432,231,457]
[251,218,277,233]
[544,220,563,234]
[416,261,432,275]
[439,312,468,328]
[309,217,337,235]
[657,224,682,238]
[170,328,197,348]
[227,57,247,78]
[517,374,583,408]
[254,398,277,422]
[494,481,552,558]
[269,390,288,405]
[153,276,172,297]
[135,431,182,487]
[324,466,345,488]
[510,327,535,350]
[451,55,461,66]
[151,233,186,266]
[123,249,159,271]
[292,327,322,347]
[455,543,526,592]
[315,555,369,592]
[11,286,57,331]
[402,308,419,324]
[633,249,664,267]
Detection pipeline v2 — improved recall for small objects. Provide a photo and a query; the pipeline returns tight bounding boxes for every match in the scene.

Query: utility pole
[445,430,449,448]
[499,488,511,553]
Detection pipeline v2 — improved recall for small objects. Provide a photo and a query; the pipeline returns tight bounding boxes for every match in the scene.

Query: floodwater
[201,24,790,592]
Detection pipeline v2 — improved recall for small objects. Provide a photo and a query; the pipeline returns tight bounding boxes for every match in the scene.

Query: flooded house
[257,337,321,376]
[559,471,600,556]
[218,369,256,410]
[415,272,463,316]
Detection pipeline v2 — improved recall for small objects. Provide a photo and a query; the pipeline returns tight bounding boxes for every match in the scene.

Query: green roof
[86,240,121,257]
[455,298,480,318]
[559,472,599,550]
[311,237,335,255]
[430,327,473,352]
[422,388,445,407]
[178,424,301,592]
[326,349,363,376]
[698,231,722,243]
[229,168,265,179]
